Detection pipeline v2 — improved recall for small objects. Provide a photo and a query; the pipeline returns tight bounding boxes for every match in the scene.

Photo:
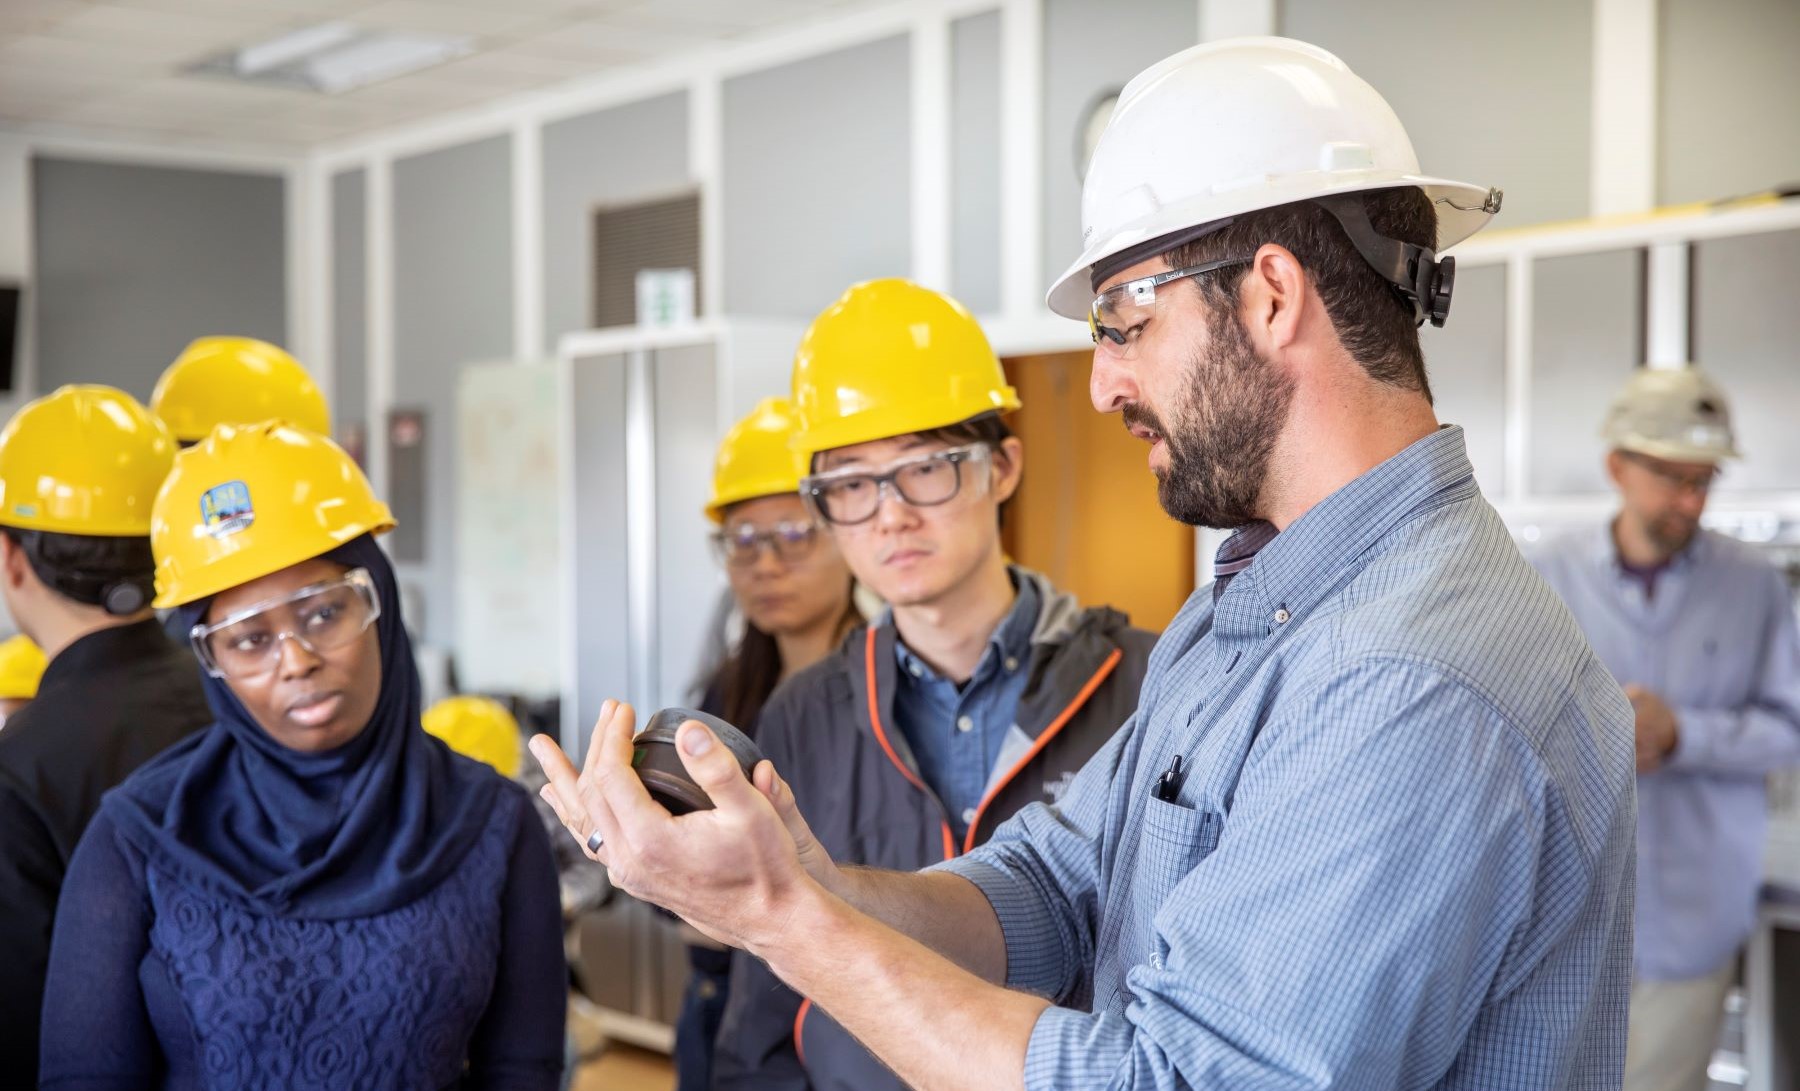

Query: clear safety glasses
[190,568,380,680]
[800,443,992,527]
[713,519,823,568]
[1088,256,1251,358]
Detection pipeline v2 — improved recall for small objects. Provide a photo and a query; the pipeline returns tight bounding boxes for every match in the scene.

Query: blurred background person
[676,396,862,1091]
[40,421,566,1090]
[1534,367,1800,1091]
[0,386,211,1086]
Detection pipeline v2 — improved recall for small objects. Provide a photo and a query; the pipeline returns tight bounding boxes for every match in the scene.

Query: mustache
[1121,403,1169,440]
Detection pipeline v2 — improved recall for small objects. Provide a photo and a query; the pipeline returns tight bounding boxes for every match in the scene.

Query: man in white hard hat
[533,38,1637,1088]
[1535,367,1800,1091]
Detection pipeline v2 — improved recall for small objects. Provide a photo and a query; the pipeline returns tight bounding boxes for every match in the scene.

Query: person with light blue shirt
[531,38,1638,1089]
[1533,366,1800,1091]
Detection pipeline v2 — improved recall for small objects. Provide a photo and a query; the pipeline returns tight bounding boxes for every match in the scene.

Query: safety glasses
[1088,256,1251,357]
[1619,451,1721,496]
[800,443,992,527]
[190,568,380,681]
[713,519,823,567]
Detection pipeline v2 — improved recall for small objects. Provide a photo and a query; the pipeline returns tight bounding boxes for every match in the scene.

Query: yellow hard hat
[706,397,807,523]
[0,385,176,537]
[0,635,47,701]
[422,695,523,778]
[789,279,1019,461]
[150,420,395,608]
[152,337,331,444]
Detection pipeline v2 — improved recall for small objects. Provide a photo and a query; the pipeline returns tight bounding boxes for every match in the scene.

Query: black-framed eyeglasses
[713,519,822,567]
[800,443,992,526]
[1620,450,1721,495]
[1088,256,1251,354]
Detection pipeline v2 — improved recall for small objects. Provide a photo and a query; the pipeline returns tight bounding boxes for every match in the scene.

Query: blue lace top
[39,785,565,1090]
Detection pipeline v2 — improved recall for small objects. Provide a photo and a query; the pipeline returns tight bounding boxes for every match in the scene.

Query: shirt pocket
[1103,797,1223,1014]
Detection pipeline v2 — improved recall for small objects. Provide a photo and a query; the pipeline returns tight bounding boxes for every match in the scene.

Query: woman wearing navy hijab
[40,421,565,1089]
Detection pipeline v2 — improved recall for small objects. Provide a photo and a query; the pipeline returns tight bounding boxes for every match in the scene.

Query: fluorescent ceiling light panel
[235,22,358,76]
[190,24,474,94]
[305,33,474,93]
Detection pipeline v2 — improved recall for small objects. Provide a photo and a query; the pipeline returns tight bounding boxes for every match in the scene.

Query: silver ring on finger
[586,829,605,855]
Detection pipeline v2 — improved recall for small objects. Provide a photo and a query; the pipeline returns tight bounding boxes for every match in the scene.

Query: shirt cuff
[931,856,1071,999]
[1022,1004,1129,1091]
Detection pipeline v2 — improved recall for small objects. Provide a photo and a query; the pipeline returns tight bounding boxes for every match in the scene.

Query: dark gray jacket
[713,570,1155,1091]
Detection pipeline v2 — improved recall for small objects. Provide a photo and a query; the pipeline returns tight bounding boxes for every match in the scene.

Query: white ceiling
[0,0,881,150]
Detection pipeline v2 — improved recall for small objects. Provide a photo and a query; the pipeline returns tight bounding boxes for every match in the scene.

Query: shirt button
[1004,656,1019,673]
[961,807,978,825]
[1151,952,1165,970]
[956,715,974,733]
[909,662,923,677]
[1273,608,1291,625]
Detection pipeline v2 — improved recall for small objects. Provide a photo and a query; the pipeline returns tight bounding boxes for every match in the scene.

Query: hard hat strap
[1313,193,1455,328]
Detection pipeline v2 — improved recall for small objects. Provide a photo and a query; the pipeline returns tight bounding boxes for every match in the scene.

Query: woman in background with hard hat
[675,396,861,1091]
[40,421,566,1090]
[0,385,213,1085]
[0,633,47,728]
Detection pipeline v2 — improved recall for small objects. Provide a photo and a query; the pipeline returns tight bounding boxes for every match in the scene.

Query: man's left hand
[1624,684,1680,772]
[529,699,825,954]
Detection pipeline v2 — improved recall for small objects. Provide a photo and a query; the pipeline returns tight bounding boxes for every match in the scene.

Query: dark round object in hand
[632,707,765,814]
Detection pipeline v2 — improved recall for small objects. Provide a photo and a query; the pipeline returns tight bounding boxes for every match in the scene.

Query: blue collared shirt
[1534,525,1800,981]
[894,573,1038,840]
[936,427,1638,1089]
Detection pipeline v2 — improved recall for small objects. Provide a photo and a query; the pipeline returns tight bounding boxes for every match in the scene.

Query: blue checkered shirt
[936,426,1637,1089]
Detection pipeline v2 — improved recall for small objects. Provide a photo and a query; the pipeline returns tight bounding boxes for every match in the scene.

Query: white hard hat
[1048,37,1503,322]
[1601,367,1739,465]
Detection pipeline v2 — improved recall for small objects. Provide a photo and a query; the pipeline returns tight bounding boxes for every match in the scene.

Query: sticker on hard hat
[200,481,255,539]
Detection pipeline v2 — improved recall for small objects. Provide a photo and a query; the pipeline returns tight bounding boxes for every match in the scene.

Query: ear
[989,436,1025,505]
[1604,449,1628,490]
[0,534,31,593]
[1239,242,1309,356]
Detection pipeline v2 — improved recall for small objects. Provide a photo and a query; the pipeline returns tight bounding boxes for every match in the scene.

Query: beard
[1124,305,1295,528]
[1644,510,1699,556]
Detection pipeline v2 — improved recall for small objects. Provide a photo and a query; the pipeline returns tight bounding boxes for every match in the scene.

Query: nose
[275,632,323,681]
[1090,349,1139,415]
[749,540,786,576]
[872,480,919,533]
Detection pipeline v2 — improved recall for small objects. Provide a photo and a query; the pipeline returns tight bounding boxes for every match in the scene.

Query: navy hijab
[110,535,502,920]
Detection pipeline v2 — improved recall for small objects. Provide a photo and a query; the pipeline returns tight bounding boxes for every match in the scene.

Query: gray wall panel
[332,168,367,441]
[1693,228,1800,492]
[1281,0,1591,229]
[1421,263,1507,497]
[392,134,514,649]
[1660,0,1800,205]
[950,11,1002,314]
[1530,249,1642,495]
[31,157,285,399]
[542,92,690,344]
[1041,0,1195,295]
[722,36,911,317]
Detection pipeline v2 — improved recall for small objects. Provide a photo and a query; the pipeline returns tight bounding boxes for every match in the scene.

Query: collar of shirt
[1590,519,1706,579]
[893,569,1039,687]
[37,617,179,693]
[1208,426,1480,652]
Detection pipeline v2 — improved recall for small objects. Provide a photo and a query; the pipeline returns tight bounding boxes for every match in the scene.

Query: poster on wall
[453,363,561,699]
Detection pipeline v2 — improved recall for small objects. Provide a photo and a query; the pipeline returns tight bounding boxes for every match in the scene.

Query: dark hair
[1167,188,1438,399]
[2,528,156,615]
[717,583,861,730]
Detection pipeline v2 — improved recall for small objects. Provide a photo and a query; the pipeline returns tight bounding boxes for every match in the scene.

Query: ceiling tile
[37,4,276,52]
[349,0,565,40]
[0,0,94,38]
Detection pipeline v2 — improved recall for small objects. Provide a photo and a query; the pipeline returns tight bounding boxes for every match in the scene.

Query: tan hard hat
[1600,366,1739,465]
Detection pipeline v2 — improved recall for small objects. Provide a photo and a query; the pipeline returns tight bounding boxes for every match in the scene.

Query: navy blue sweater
[38,785,565,1090]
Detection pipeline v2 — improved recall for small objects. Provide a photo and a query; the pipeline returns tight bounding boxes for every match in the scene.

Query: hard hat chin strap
[1313,193,1456,329]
